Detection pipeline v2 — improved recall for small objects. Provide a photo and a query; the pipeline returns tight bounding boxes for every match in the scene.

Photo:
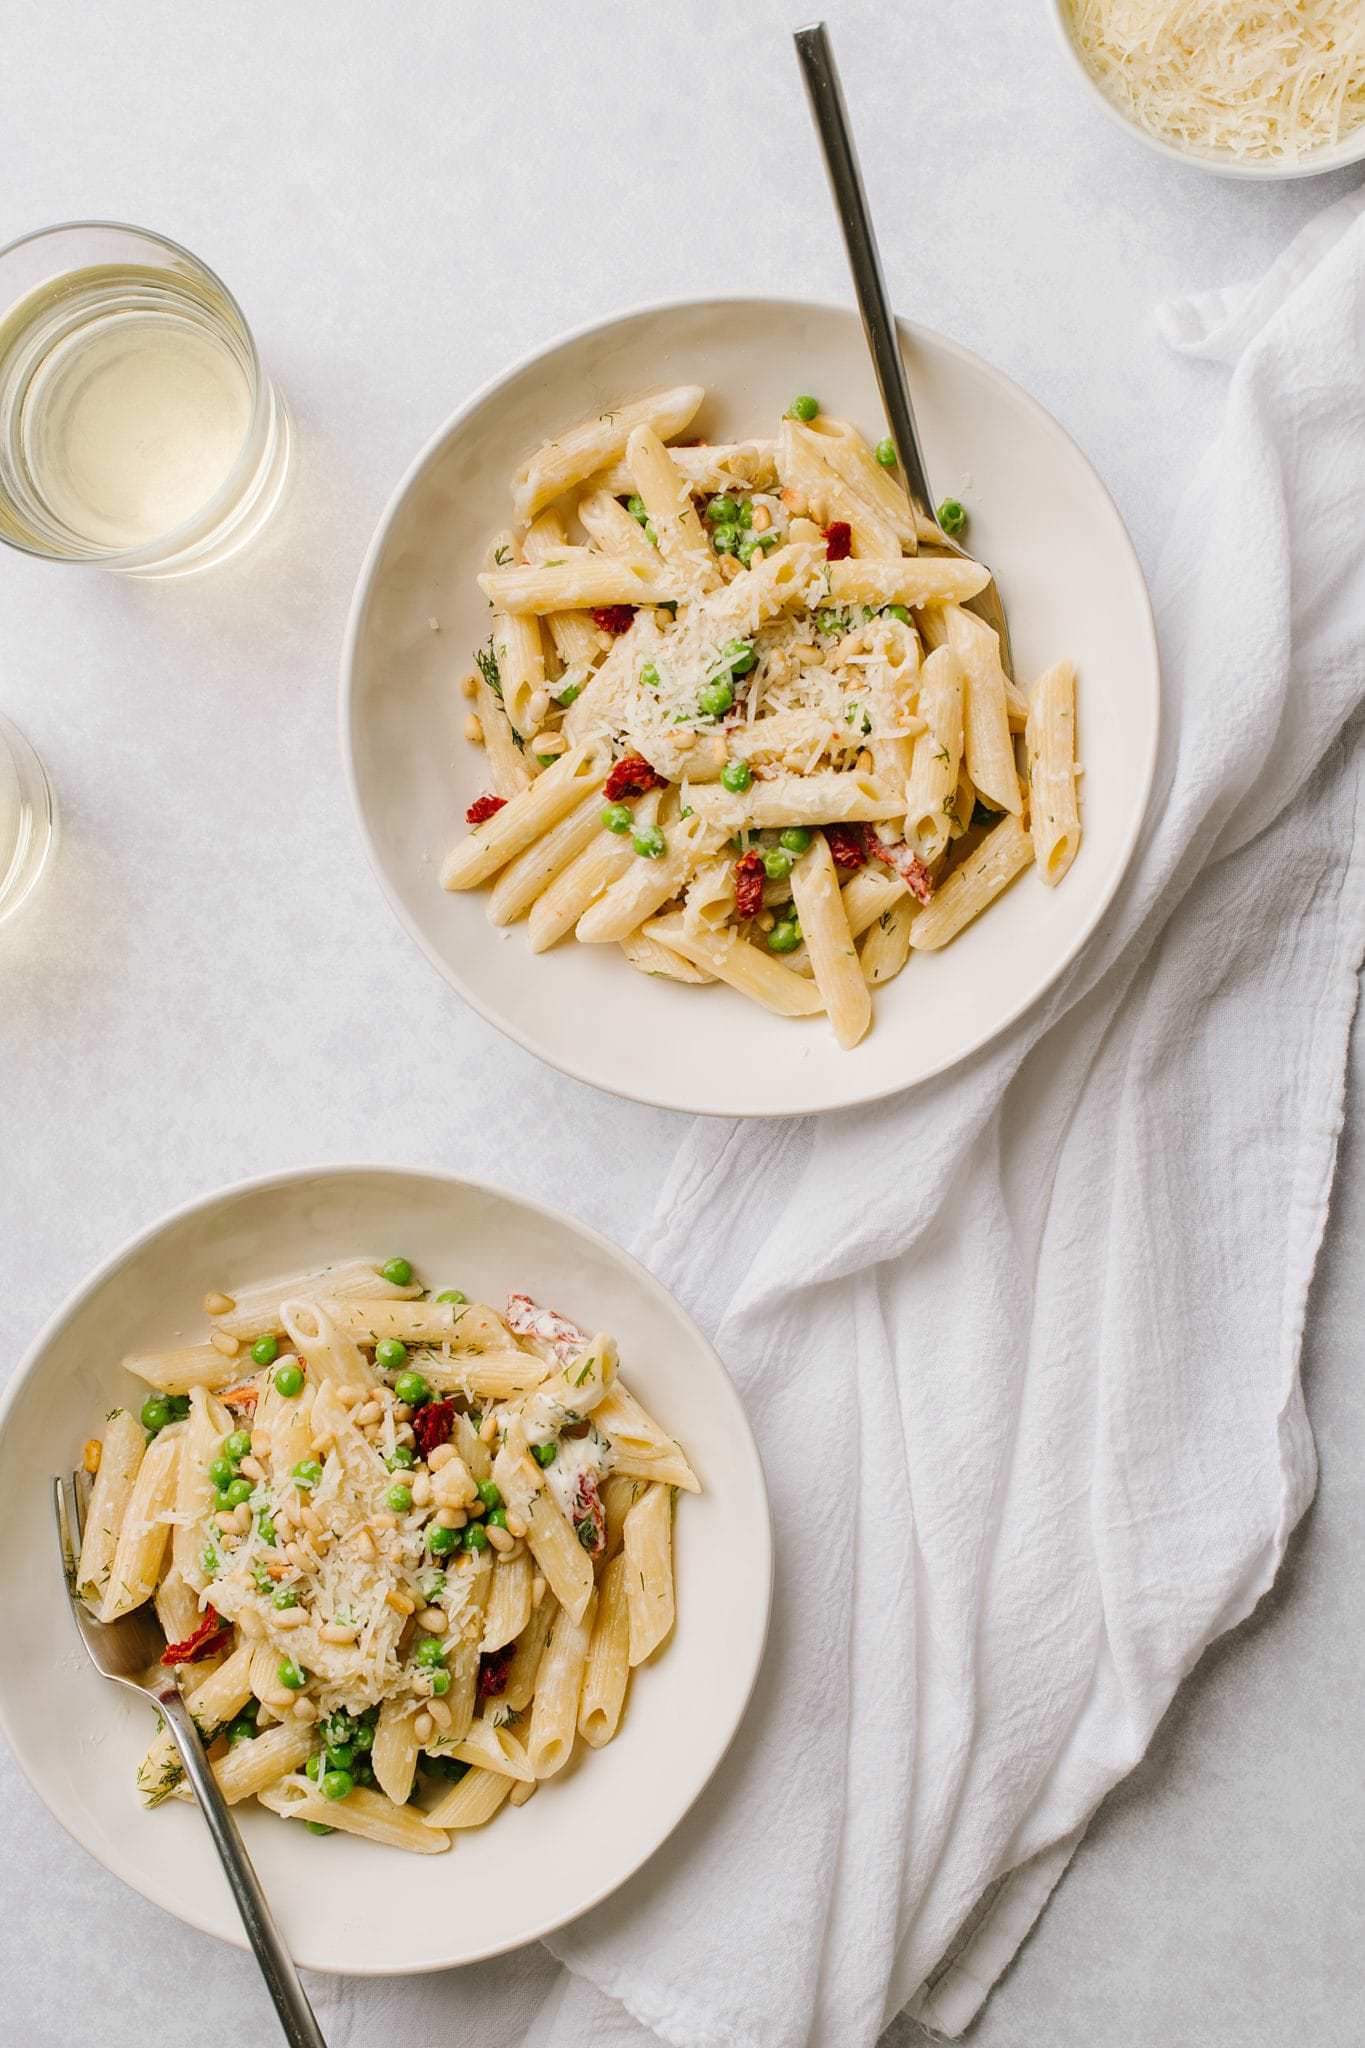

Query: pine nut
[460,671,479,700]
[237,1607,263,1639]
[672,727,696,751]
[486,1524,514,1554]
[82,1438,102,1475]
[337,1384,363,1408]
[504,1513,527,1540]
[393,1403,412,1422]
[256,1702,280,1726]
[416,1607,447,1634]
[428,1444,456,1471]
[779,486,808,516]
[719,553,742,582]
[436,1508,464,1530]
[239,1455,264,1483]
[355,1530,376,1563]
[527,688,551,729]
[757,910,775,933]
[319,1622,357,1645]
[355,1400,382,1426]
[413,1712,434,1744]
[250,1429,271,1458]
[203,1290,236,1316]
[215,1510,238,1533]
[292,1698,317,1722]
[300,1505,322,1535]
[531,1573,546,1608]
[530,730,567,758]
[210,1328,240,1358]
[751,503,771,532]
[501,1538,525,1560]
[509,1778,538,1807]
[385,1589,416,1616]
[273,1604,307,1629]
[654,608,675,631]
[411,1473,432,1507]
[265,1689,295,1713]
[370,1511,398,1532]
[426,1697,453,1731]
[478,1413,499,1445]
[856,748,875,774]
[464,712,484,744]
[395,1424,415,1446]
[285,1543,304,1569]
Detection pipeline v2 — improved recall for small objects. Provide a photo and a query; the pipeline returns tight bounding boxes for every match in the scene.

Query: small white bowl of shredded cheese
[1050,0,1365,178]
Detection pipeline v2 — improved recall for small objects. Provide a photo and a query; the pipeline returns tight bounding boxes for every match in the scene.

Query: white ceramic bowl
[1047,0,1365,180]
[0,1166,771,1975]
[343,296,1159,1117]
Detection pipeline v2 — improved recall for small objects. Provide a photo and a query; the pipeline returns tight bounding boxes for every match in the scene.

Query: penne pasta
[488,791,607,927]
[624,1483,675,1667]
[575,812,719,944]
[481,1549,533,1653]
[643,914,826,1019]
[522,509,603,668]
[904,645,966,863]
[946,604,1023,817]
[618,926,716,984]
[442,738,611,891]
[421,1766,514,1831]
[262,1776,451,1852]
[685,770,904,830]
[826,554,989,609]
[512,384,704,522]
[478,554,676,616]
[443,1715,535,1782]
[859,895,915,986]
[503,1589,558,1714]
[76,1408,144,1609]
[1025,660,1081,884]
[527,1589,597,1778]
[526,788,660,952]
[209,1258,423,1343]
[372,1696,421,1807]
[626,423,722,597]
[909,811,1035,950]
[579,1553,631,1749]
[214,1720,313,1804]
[575,487,663,572]
[791,833,872,1049]
[591,438,778,496]
[102,1422,183,1621]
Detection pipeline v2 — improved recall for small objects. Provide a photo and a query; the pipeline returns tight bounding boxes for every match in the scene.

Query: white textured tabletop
[1,3,1360,2043]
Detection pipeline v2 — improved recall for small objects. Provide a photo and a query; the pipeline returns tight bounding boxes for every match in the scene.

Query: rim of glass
[0,218,270,569]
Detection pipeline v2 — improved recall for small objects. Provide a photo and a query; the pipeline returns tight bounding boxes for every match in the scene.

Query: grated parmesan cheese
[1064,1,1365,161]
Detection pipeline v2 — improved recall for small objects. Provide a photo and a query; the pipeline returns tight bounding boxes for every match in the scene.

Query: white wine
[19,281,253,550]
[0,227,289,577]
[0,714,56,928]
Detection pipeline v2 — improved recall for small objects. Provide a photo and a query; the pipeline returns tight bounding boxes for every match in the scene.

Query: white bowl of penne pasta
[342,297,1158,1115]
[0,1165,770,1972]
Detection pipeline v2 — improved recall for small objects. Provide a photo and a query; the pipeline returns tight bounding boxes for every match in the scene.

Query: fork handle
[159,1687,327,2048]
[794,21,938,528]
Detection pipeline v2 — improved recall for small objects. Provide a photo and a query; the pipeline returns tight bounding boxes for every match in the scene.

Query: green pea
[763,848,793,881]
[352,1722,374,1751]
[321,1768,353,1802]
[706,495,739,524]
[292,1458,323,1490]
[698,680,733,719]
[476,1480,503,1509]
[486,1507,509,1529]
[737,499,753,529]
[737,537,759,567]
[602,802,634,834]
[394,1369,430,1406]
[884,603,911,624]
[380,1257,413,1287]
[386,1483,413,1513]
[555,680,581,705]
[274,1361,304,1398]
[227,1716,257,1745]
[388,1445,416,1470]
[535,753,558,767]
[305,1750,323,1781]
[139,1396,171,1435]
[417,1566,447,1602]
[767,919,801,953]
[436,1290,468,1305]
[200,1545,220,1577]
[272,1586,299,1609]
[166,1394,191,1420]
[626,493,648,522]
[723,638,757,677]
[427,1523,459,1556]
[208,1456,233,1489]
[429,1668,452,1696]
[375,1337,408,1371]
[326,1744,355,1772]
[640,663,660,689]
[533,1441,557,1467]
[632,825,666,860]
[937,497,967,537]
[721,758,752,793]
[788,394,819,421]
[416,1635,447,1668]
[644,521,659,547]
[257,1513,277,1546]
[875,437,897,468]
[277,1658,306,1691]
[779,827,812,854]
[224,1477,252,1508]
[464,1522,489,1553]
[250,1333,278,1367]
[710,523,740,555]
[306,1821,334,1836]
[224,1431,252,1464]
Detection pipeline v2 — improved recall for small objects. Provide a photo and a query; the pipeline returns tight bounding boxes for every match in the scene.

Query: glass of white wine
[0,713,57,926]
[0,221,290,577]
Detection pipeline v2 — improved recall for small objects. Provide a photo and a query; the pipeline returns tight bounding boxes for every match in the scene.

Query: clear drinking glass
[0,222,290,577]
[0,713,57,925]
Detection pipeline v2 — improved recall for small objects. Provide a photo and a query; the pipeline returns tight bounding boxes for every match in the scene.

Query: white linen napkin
[318,195,1365,2047]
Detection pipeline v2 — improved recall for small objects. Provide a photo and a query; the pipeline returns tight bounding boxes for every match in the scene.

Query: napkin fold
[324,196,1365,2047]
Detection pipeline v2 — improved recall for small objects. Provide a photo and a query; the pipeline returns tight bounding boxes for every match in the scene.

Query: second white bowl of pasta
[0,1166,770,1973]
[343,296,1159,1115]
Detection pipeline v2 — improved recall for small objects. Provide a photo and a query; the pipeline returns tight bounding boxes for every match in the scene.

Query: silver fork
[794,19,1015,676]
[54,1472,327,2048]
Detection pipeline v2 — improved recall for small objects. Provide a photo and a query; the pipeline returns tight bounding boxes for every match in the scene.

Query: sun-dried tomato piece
[506,1292,591,1366]
[871,835,935,904]
[162,1606,231,1667]
[572,1471,607,1558]
[465,793,506,826]
[412,1399,455,1461]
[478,1643,516,1698]
[603,755,664,801]
[823,521,853,561]
[591,605,636,636]
[218,1384,258,1412]
[734,849,765,919]
[825,823,868,871]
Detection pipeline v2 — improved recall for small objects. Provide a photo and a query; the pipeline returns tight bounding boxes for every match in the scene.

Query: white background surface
[0,3,1359,2043]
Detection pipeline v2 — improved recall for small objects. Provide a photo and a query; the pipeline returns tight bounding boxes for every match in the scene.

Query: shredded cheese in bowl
[1060,0,1365,166]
